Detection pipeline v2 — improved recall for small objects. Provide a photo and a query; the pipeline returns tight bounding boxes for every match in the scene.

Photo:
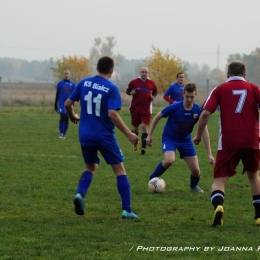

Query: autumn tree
[145,46,185,93]
[89,36,124,71]
[51,55,91,84]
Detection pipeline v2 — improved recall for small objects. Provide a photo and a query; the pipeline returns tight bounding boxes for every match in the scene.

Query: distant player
[163,72,185,104]
[54,69,76,138]
[126,67,158,155]
[147,83,214,193]
[64,56,140,219]
[193,61,260,227]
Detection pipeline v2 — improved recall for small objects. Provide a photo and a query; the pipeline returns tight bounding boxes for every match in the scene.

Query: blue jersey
[161,101,201,141]
[69,75,122,146]
[164,82,184,101]
[56,79,76,112]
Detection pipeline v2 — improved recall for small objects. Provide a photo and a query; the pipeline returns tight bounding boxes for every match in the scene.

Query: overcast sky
[1,0,260,71]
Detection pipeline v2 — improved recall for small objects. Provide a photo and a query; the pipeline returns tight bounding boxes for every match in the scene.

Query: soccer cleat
[141,148,146,155]
[190,186,204,193]
[255,218,260,226]
[74,193,84,215]
[59,134,63,139]
[122,210,139,219]
[133,141,139,152]
[212,205,224,227]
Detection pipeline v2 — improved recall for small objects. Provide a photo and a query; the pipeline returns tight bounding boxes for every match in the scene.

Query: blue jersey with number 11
[69,75,122,146]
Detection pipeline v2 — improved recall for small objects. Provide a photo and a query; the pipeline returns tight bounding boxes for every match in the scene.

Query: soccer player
[54,69,76,139]
[163,72,185,104]
[126,67,158,155]
[147,83,214,193]
[193,61,260,227]
[64,56,140,219]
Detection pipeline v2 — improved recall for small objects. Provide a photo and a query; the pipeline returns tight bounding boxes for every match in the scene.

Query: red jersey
[127,77,158,115]
[203,77,260,150]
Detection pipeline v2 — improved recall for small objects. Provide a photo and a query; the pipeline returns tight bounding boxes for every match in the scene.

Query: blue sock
[63,123,69,135]
[190,174,200,188]
[149,162,167,180]
[117,175,131,212]
[76,171,93,197]
[59,122,64,134]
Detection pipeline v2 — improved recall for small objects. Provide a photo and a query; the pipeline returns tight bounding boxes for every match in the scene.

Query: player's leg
[100,140,139,219]
[243,149,260,225]
[149,136,176,180]
[179,140,203,192]
[149,151,175,180]
[59,113,69,138]
[58,104,69,138]
[210,177,227,227]
[74,146,99,215]
[140,114,151,155]
[131,112,140,152]
[210,149,239,226]
[111,163,138,219]
[183,156,203,193]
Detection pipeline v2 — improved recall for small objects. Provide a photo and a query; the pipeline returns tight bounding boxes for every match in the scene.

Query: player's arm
[126,88,136,95]
[151,87,158,101]
[193,109,211,145]
[64,98,80,124]
[201,125,215,165]
[108,110,139,144]
[146,111,163,147]
[54,91,60,112]
[126,81,136,96]
[163,95,174,104]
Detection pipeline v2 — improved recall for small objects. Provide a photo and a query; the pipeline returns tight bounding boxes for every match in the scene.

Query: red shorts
[131,112,151,126]
[214,149,260,178]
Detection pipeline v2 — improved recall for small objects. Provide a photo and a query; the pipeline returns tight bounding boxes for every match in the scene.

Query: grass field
[0,105,260,260]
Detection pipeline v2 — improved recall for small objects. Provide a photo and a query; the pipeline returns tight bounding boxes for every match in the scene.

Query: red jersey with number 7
[203,77,260,150]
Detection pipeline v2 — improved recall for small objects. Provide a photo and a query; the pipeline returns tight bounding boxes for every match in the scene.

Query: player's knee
[60,113,69,123]
[164,159,174,168]
[191,169,200,177]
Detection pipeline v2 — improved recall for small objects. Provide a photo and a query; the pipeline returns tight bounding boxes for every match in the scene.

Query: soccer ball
[148,177,166,193]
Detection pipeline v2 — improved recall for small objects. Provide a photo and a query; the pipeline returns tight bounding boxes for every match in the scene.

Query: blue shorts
[81,141,125,165]
[58,101,67,114]
[162,135,197,158]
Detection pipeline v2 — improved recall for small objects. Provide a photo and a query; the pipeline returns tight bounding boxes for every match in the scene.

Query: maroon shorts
[214,149,260,178]
[131,112,151,126]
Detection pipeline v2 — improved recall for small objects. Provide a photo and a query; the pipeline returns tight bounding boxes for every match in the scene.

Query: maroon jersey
[127,77,158,115]
[203,77,260,150]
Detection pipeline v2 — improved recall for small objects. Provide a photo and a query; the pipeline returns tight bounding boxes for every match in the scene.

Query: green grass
[0,106,260,260]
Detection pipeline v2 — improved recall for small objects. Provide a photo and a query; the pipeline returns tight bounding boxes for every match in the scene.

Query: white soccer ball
[148,177,166,193]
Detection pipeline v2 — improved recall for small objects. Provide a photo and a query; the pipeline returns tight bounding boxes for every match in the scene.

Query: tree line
[1,36,260,92]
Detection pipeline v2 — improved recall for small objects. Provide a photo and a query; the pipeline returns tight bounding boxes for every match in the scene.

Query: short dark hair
[228,61,246,76]
[184,82,197,94]
[97,56,114,74]
[176,72,184,78]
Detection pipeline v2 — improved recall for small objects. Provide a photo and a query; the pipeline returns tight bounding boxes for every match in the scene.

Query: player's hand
[70,114,80,124]
[193,135,201,145]
[150,95,155,101]
[130,89,136,95]
[208,154,215,165]
[54,105,59,112]
[127,132,139,144]
[146,135,152,147]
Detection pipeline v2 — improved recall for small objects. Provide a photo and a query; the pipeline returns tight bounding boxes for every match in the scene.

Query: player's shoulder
[193,102,202,111]
[57,79,65,85]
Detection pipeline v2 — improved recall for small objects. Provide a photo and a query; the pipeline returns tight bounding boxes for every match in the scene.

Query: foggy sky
[1,0,260,71]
